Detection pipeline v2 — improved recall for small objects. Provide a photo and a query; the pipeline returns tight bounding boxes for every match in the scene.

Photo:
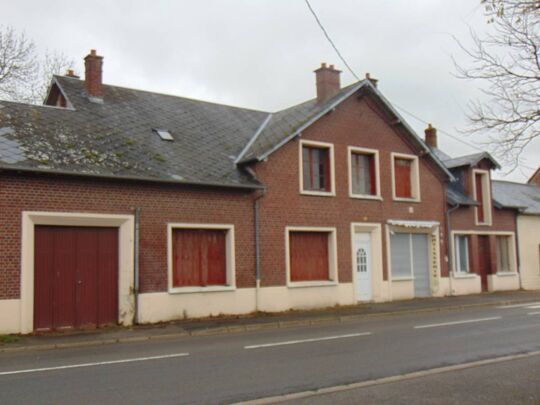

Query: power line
[304,0,360,81]
[304,0,485,153]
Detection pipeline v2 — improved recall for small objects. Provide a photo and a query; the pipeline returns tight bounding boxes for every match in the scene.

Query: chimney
[424,123,437,148]
[365,73,378,88]
[84,49,104,100]
[65,69,79,78]
[314,63,341,104]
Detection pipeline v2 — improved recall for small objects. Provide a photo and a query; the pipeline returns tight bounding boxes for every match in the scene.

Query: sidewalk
[1,290,539,353]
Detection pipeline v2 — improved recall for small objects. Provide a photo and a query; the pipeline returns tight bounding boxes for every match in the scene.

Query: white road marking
[497,302,540,309]
[244,332,372,349]
[527,312,540,316]
[0,353,189,376]
[414,317,501,329]
[526,305,540,309]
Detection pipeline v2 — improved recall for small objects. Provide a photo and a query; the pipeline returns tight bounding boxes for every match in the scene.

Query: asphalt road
[1,302,540,404]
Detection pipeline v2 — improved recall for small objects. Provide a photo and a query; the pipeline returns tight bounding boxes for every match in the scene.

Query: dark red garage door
[34,226,119,331]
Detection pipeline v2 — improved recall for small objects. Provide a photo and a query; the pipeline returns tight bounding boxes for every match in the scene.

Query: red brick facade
[0,172,256,300]
[252,95,449,286]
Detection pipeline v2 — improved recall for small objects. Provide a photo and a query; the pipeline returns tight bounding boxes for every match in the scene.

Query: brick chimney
[65,69,79,78]
[84,49,103,100]
[314,63,341,104]
[365,73,378,88]
[424,123,437,148]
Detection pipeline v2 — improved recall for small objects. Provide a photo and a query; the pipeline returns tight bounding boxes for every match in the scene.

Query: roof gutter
[0,164,264,191]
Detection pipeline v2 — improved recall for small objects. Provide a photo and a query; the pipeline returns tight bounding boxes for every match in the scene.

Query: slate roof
[492,180,540,215]
[443,151,500,170]
[0,76,267,188]
[0,75,452,188]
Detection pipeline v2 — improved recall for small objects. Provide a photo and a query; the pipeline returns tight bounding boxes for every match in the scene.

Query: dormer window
[153,129,174,141]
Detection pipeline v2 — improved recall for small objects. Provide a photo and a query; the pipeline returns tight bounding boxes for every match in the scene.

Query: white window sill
[452,273,477,279]
[393,197,420,203]
[474,222,493,226]
[300,190,336,197]
[496,272,518,277]
[349,194,383,201]
[391,277,413,282]
[287,280,338,288]
[168,285,236,294]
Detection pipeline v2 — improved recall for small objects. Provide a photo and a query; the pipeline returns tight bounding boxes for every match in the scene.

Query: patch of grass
[0,335,19,344]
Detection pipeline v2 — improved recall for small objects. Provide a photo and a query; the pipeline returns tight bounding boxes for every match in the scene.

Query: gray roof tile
[492,180,540,215]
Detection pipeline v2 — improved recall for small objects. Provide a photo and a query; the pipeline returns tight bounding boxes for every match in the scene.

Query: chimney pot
[314,62,341,104]
[84,49,104,100]
[365,72,378,87]
[424,123,438,148]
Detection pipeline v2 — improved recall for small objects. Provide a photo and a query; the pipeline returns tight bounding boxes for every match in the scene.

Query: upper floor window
[392,153,420,201]
[300,140,335,196]
[473,170,492,225]
[348,147,380,199]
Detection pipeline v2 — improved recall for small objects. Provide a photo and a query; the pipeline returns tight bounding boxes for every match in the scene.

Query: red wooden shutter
[322,148,330,191]
[290,232,329,281]
[369,154,376,195]
[206,230,227,285]
[475,173,485,223]
[173,229,227,287]
[395,158,412,198]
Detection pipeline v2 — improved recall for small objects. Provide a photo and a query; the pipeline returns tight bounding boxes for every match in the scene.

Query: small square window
[154,129,174,141]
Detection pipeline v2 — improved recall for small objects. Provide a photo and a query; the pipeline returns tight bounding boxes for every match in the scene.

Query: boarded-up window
[394,158,412,198]
[172,229,227,287]
[496,236,511,273]
[302,146,331,192]
[289,232,329,281]
[351,152,376,195]
[475,173,485,223]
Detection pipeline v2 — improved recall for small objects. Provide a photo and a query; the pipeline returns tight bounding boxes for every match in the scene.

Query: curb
[1,297,538,354]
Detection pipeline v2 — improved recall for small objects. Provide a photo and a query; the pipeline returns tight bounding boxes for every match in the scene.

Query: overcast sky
[3,0,538,181]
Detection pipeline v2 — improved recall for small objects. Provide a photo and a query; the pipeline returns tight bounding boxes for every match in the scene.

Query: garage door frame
[20,211,134,334]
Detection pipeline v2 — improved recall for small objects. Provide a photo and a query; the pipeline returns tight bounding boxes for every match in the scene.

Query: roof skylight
[153,129,174,141]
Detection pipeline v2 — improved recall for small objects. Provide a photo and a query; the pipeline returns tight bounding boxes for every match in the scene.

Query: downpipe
[253,189,266,312]
[133,207,141,324]
[446,202,460,296]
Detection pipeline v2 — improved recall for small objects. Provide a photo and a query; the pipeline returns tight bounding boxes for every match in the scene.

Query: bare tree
[0,26,74,104]
[454,0,540,165]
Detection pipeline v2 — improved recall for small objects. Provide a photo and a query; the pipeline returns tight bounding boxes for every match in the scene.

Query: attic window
[154,129,174,141]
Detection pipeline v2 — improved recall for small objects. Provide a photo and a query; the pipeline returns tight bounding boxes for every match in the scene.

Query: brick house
[0,50,525,334]
[426,133,521,294]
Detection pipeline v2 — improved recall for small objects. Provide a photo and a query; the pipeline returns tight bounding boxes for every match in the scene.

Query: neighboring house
[426,133,521,294]
[492,180,540,290]
[0,50,533,335]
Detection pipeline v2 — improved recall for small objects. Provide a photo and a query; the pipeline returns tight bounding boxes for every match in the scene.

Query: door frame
[350,223,383,302]
[20,212,134,334]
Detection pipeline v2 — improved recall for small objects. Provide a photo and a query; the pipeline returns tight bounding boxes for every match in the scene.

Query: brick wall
[252,95,449,286]
[0,173,256,299]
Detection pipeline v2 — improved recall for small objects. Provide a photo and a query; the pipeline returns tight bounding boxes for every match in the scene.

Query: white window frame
[454,234,470,274]
[348,146,382,200]
[472,169,492,226]
[390,152,421,202]
[299,139,336,197]
[285,226,338,288]
[167,223,236,294]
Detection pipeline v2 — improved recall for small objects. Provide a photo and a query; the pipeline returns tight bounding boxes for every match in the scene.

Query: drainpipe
[446,202,460,296]
[253,189,266,312]
[514,212,523,289]
[133,207,141,324]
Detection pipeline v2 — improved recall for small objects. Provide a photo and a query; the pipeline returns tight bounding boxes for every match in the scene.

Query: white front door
[354,232,372,301]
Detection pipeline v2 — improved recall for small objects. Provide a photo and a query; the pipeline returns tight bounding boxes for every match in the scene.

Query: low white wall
[137,283,356,324]
[0,299,21,334]
[258,283,355,312]
[450,275,481,296]
[488,273,520,292]
[518,215,540,290]
[391,280,414,300]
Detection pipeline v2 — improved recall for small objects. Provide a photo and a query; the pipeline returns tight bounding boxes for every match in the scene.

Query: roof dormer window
[153,129,174,141]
